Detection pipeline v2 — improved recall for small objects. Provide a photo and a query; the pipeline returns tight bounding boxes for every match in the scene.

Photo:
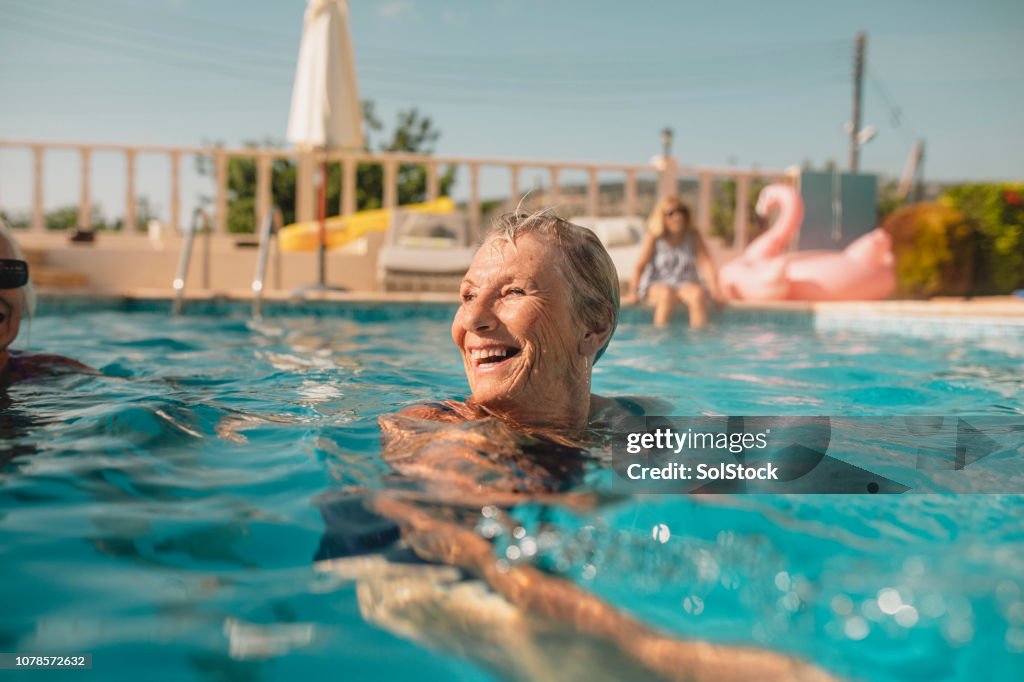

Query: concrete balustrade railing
[0,139,795,251]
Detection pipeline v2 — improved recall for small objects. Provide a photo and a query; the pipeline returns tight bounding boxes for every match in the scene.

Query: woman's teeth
[470,348,518,363]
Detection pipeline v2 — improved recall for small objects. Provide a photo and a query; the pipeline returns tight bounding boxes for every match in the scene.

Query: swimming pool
[2,300,1022,681]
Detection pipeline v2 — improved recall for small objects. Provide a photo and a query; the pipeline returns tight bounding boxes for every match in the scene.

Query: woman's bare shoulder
[384,400,475,425]
[6,351,96,379]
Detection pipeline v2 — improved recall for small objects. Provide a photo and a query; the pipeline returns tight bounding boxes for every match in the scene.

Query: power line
[0,14,293,83]
[3,0,297,72]
[34,0,292,45]
[866,67,918,146]
[364,76,845,111]
[359,37,851,72]
[0,0,853,115]
[3,0,850,91]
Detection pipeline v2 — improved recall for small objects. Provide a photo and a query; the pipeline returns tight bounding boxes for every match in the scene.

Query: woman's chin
[469,386,513,410]
[469,383,526,417]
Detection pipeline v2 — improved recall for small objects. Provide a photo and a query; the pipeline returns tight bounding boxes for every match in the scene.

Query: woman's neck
[474,378,593,433]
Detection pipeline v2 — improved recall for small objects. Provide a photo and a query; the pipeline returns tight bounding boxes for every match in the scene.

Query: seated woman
[0,225,91,385]
[359,212,833,682]
[624,197,724,328]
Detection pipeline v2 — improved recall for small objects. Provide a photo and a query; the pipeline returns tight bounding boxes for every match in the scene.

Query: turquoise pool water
[2,301,1022,681]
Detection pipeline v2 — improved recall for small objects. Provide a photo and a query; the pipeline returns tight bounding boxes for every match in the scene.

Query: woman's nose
[463,295,498,332]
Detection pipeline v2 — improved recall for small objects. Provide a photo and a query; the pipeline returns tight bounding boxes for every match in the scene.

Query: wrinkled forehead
[465,233,564,283]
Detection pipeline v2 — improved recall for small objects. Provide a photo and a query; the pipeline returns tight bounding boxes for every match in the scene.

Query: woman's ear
[579,320,613,356]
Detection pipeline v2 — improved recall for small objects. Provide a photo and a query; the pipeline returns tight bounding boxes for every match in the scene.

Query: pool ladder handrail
[172,208,211,315]
[252,206,283,318]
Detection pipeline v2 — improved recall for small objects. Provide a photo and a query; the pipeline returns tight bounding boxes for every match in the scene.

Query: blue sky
[1,0,1021,221]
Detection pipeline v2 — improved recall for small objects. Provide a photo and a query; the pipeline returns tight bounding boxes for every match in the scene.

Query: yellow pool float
[278,197,455,252]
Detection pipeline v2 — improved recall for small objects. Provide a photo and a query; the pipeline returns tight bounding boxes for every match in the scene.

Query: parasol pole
[318,149,328,286]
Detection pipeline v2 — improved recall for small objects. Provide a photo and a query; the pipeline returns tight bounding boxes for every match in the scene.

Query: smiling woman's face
[452,233,589,416]
[0,239,23,354]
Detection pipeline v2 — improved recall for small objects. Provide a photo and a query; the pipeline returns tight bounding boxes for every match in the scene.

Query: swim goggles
[0,259,29,289]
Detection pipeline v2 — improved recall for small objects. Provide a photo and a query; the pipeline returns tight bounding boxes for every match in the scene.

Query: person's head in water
[0,224,34,367]
[452,211,619,428]
[647,196,693,238]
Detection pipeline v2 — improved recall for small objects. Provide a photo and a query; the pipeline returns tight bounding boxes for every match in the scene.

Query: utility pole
[897,140,926,202]
[850,32,866,172]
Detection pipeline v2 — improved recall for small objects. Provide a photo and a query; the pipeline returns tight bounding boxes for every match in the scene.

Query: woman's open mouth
[469,346,522,371]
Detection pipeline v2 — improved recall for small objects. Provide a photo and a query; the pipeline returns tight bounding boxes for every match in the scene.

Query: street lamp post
[657,127,677,199]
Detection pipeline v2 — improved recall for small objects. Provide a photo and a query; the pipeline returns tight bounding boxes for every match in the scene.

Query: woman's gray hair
[0,220,36,319]
[485,210,620,361]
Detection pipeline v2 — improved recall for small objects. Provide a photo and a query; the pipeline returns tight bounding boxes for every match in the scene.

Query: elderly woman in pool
[0,225,90,383]
[366,213,834,682]
[398,211,626,432]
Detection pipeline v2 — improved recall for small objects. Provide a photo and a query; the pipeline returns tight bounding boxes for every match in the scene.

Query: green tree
[112,197,160,232]
[44,205,106,231]
[882,203,976,297]
[0,210,29,229]
[35,198,157,232]
[941,183,1024,294]
[199,102,456,234]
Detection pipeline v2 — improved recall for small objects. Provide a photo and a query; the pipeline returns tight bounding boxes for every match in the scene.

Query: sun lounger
[376,210,477,292]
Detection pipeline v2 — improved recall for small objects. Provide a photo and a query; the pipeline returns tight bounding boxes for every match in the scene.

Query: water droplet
[512,526,526,540]
[720,574,741,590]
[581,563,597,581]
[779,592,801,613]
[505,546,521,561]
[831,594,854,616]
[774,571,791,592]
[537,530,559,551]
[944,619,974,646]
[475,518,503,539]
[1006,627,1024,653]
[861,598,884,622]
[844,616,869,640]
[878,588,903,615]
[902,557,926,577]
[894,605,919,628]
[683,595,705,615]
[519,537,538,558]
[652,523,671,543]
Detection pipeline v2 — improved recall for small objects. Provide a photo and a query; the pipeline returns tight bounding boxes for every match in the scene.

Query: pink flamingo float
[719,184,896,301]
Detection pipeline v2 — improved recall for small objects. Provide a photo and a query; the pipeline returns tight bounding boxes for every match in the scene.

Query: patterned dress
[638,231,701,300]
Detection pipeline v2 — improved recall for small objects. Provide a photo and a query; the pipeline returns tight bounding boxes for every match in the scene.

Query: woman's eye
[505,287,526,296]
[460,292,475,303]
